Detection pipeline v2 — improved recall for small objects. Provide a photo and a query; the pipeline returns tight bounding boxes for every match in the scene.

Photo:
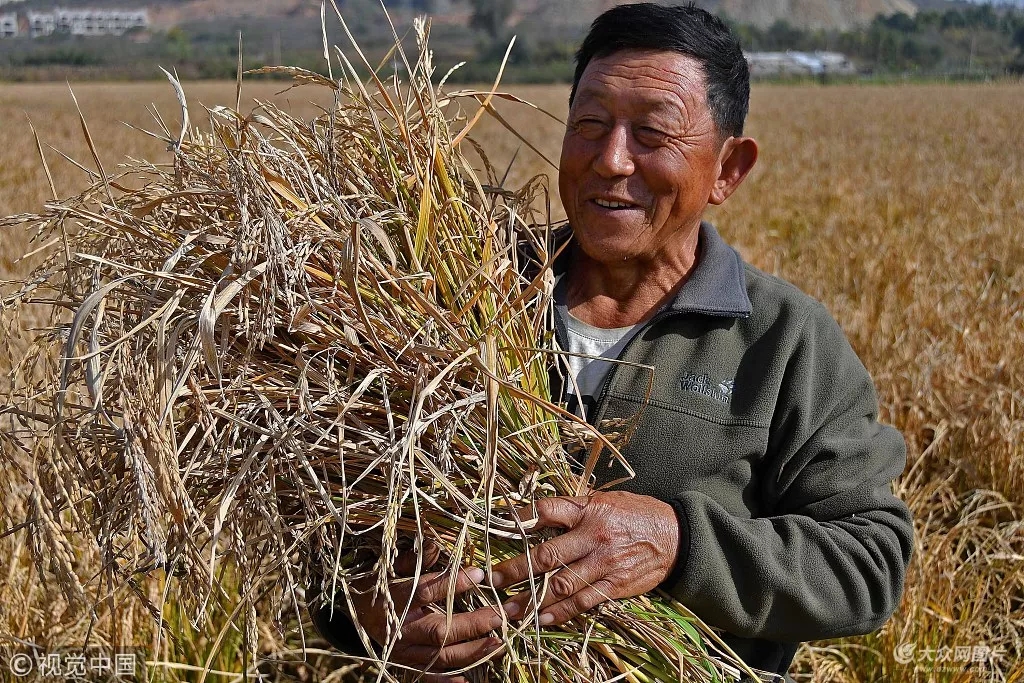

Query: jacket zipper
[589,309,676,426]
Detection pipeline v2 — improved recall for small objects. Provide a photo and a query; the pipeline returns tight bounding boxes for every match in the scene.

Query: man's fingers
[499,560,603,621]
[394,538,442,577]
[538,560,603,610]
[406,566,486,608]
[401,606,504,647]
[490,533,587,589]
[387,601,503,676]
[490,496,594,588]
[536,579,615,626]
[397,635,503,670]
[516,496,589,532]
[421,675,467,683]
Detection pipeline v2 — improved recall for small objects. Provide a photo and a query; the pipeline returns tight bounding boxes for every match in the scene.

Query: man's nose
[592,124,635,178]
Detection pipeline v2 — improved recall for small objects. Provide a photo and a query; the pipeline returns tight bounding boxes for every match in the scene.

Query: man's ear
[709,136,758,206]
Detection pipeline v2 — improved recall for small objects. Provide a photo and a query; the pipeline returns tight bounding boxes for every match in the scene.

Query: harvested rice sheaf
[0,16,760,683]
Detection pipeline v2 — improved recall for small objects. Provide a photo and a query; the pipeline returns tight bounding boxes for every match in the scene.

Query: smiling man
[311,4,914,681]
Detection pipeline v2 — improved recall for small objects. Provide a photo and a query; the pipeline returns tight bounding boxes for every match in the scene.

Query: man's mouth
[592,198,640,210]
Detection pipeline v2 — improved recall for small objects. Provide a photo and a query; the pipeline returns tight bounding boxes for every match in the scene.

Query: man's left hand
[488,491,680,626]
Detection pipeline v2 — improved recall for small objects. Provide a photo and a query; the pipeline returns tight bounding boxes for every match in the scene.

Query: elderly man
[310,4,914,681]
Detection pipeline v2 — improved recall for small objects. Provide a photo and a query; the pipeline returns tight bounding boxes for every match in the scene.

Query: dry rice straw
[1,10,761,683]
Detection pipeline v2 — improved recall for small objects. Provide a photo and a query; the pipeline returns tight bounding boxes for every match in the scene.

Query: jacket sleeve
[306,572,372,656]
[660,304,914,643]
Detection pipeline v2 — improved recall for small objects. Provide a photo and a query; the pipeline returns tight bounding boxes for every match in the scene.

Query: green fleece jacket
[551,221,914,679]
[309,222,913,680]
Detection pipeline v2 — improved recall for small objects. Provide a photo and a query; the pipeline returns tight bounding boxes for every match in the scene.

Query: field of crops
[1,78,1022,682]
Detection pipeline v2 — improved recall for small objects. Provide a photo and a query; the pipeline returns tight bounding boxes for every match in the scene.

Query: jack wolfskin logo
[718,379,735,398]
[681,372,734,405]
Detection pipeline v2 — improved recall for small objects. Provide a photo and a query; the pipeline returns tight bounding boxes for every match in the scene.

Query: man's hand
[327,544,505,683]
[490,491,680,626]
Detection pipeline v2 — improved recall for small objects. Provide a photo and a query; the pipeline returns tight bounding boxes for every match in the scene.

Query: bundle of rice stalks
[1,11,758,683]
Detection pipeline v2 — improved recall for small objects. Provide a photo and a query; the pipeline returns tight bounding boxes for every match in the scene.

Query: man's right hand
[315,547,505,683]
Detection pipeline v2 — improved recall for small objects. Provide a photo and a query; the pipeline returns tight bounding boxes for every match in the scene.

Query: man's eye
[636,126,667,144]
[573,119,607,138]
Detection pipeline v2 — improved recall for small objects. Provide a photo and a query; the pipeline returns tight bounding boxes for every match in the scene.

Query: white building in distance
[27,7,148,38]
[746,51,856,77]
[27,11,54,37]
[0,12,17,38]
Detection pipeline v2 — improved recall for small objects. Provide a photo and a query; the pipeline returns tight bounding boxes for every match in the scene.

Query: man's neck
[565,226,701,329]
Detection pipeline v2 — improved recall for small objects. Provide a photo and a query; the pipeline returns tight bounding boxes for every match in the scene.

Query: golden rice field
[1,78,1023,682]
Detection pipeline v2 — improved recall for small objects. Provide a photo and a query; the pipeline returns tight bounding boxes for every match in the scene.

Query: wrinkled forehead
[573,49,709,113]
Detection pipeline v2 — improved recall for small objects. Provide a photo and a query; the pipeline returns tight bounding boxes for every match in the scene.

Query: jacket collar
[668,221,751,318]
[550,220,751,319]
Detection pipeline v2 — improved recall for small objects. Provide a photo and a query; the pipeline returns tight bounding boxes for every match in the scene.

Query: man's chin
[572,235,648,265]
[566,208,658,260]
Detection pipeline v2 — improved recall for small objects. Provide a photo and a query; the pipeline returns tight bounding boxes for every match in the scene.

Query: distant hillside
[503,0,922,31]
[701,0,919,29]
[145,0,318,29]
[2,0,925,32]
[473,0,923,32]
[4,0,1022,81]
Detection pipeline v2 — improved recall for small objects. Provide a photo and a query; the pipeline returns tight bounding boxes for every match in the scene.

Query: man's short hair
[570,2,750,138]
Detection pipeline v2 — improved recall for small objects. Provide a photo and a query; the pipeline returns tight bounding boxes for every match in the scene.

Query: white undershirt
[556,291,646,419]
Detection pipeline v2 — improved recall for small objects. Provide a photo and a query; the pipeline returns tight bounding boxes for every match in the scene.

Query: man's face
[559,49,726,265]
